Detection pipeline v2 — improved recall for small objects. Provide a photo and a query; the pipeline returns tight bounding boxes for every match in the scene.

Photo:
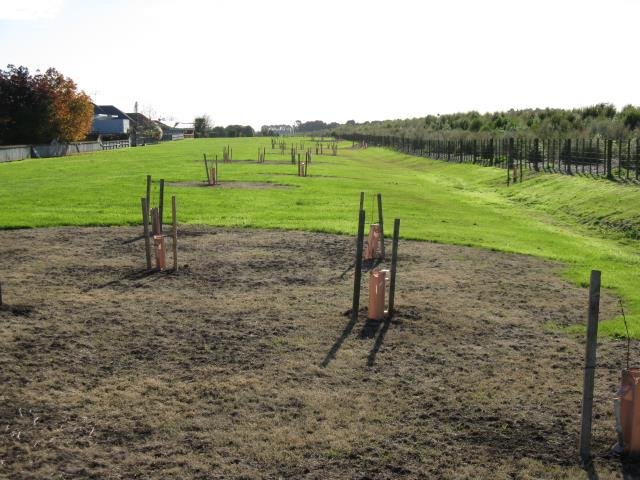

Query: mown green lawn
[1,137,639,337]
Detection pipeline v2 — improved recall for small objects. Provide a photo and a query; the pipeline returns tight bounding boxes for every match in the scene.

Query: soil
[168,181,294,189]
[1,226,638,479]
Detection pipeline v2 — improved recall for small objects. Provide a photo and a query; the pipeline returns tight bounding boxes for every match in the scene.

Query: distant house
[126,112,164,145]
[90,105,131,137]
[173,122,195,138]
[161,122,195,140]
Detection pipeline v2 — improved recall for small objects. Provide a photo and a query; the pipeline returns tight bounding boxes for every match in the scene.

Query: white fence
[0,139,131,163]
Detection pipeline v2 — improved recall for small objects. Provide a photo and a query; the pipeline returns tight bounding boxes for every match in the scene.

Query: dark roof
[93,104,131,120]
[126,112,153,127]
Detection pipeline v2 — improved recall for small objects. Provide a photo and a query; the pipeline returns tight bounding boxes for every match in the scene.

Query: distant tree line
[194,115,254,138]
[0,65,93,145]
[330,104,640,141]
[260,120,340,136]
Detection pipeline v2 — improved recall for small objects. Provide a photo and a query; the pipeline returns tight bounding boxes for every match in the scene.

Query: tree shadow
[367,317,392,367]
[320,312,360,368]
[584,453,640,480]
[80,267,174,293]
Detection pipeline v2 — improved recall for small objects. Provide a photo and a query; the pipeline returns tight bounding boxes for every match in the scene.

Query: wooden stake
[387,218,400,318]
[204,153,210,183]
[377,193,385,259]
[352,209,366,323]
[171,195,178,271]
[150,208,165,271]
[359,192,365,211]
[579,269,601,465]
[151,207,160,235]
[159,179,165,233]
[141,197,152,270]
[145,174,151,215]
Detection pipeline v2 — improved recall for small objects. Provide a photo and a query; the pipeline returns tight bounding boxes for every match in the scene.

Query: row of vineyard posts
[341,134,640,184]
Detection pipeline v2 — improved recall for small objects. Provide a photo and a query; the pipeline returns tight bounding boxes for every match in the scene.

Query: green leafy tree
[194,115,211,138]
[621,105,640,131]
[0,65,93,145]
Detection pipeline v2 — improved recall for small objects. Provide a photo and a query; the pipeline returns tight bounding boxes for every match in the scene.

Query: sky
[0,0,638,129]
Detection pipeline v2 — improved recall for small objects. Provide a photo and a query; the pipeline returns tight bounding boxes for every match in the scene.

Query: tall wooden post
[159,179,165,232]
[151,207,161,236]
[359,192,364,212]
[377,193,385,259]
[352,209,366,323]
[579,270,601,465]
[145,174,151,215]
[607,140,613,179]
[141,197,152,270]
[204,154,210,183]
[507,139,514,186]
[387,218,400,318]
[171,196,178,271]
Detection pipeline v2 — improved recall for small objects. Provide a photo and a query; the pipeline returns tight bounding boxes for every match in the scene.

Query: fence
[0,139,130,163]
[342,134,640,183]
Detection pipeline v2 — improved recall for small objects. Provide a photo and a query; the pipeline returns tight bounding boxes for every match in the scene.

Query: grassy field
[1,137,639,337]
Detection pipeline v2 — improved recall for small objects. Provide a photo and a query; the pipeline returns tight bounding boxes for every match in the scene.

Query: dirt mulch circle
[0,226,637,479]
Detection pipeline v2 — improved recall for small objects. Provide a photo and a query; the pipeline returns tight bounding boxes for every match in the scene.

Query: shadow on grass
[321,313,399,368]
[367,317,392,367]
[320,313,359,368]
[81,268,177,292]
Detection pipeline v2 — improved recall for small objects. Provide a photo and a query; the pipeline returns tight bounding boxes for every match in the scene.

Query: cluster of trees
[260,124,293,136]
[0,65,94,145]
[194,115,254,138]
[294,120,340,134]
[259,120,341,136]
[331,104,640,141]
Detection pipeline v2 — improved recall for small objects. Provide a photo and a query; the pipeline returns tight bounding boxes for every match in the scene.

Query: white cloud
[0,0,65,20]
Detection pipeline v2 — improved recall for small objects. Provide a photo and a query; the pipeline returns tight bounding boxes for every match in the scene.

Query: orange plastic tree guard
[153,234,166,271]
[368,269,387,320]
[619,368,640,453]
[364,223,381,260]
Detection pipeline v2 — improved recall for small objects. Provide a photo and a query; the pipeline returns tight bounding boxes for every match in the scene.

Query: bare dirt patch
[0,226,637,479]
[168,181,295,189]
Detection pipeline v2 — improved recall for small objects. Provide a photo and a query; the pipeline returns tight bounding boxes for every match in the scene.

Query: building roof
[126,112,156,128]
[93,104,131,120]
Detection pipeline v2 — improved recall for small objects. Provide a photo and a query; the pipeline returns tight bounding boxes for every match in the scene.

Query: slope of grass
[1,137,639,337]
[503,173,640,240]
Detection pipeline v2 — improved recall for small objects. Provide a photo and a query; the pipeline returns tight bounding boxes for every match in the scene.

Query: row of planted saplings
[345,191,640,467]
[350,192,400,322]
[140,175,178,272]
[284,142,339,159]
[271,138,308,151]
[315,142,338,156]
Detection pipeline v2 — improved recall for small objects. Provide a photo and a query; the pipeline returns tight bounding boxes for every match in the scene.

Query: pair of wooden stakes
[297,151,311,177]
[141,175,178,272]
[351,192,400,322]
[203,154,219,186]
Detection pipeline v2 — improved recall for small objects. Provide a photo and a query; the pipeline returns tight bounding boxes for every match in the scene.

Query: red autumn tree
[0,65,93,145]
